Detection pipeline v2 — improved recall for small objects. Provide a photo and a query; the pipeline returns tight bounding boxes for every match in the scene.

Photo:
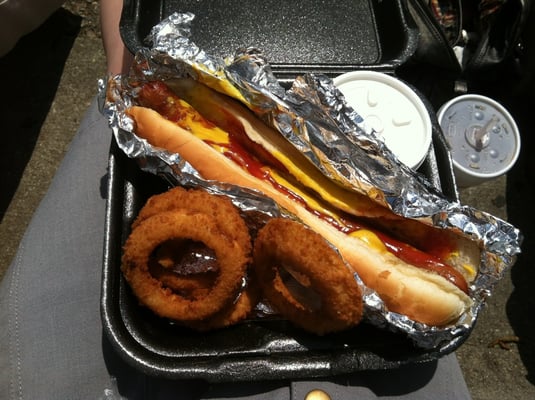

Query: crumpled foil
[102,12,522,352]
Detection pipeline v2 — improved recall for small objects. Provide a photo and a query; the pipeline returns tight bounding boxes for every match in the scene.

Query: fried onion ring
[253,218,363,335]
[122,211,249,321]
[148,241,258,330]
[132,186,251,253]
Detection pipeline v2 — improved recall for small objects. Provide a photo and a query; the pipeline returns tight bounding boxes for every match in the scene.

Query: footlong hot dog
[124,78,479,326]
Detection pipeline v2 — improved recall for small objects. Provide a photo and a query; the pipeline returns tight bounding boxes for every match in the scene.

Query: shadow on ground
[496,10,535,386]
[0,8,81,220]
[505,91,535,385]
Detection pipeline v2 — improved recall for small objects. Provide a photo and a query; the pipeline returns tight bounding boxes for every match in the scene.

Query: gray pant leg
[0,98,118,399]
[290,353,471,399]
[195,354,470,400]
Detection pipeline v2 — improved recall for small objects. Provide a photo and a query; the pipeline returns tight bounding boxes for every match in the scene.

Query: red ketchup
[138,81,469,294]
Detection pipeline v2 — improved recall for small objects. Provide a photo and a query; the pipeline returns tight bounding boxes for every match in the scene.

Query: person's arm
[100,0,133,74]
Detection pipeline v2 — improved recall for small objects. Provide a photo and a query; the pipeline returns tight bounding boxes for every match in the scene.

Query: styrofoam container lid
[333,71,432,169]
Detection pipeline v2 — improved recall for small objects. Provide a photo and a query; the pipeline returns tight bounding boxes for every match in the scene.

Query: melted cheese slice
[172,94,371,238]
[166,78,392,220]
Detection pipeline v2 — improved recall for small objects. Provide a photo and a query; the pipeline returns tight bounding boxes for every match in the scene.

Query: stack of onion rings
[121,187,255,329]
[121,187,363,335]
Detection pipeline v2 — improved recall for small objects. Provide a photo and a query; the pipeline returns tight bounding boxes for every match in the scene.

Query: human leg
[0,98,119,399]
[289,353,471,399]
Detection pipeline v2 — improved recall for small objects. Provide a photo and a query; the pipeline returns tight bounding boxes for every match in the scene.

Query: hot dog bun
[164,78,480,284]
[126,103,474,326]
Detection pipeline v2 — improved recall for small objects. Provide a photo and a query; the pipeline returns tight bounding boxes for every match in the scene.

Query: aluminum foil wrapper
[102,13,522,352]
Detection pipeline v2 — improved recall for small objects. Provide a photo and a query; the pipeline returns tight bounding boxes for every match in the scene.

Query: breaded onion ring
[128,187,256,327]
[253,218,363,335]
[122,211,249,321]
[132,186,251,253]
[148,243,259,330]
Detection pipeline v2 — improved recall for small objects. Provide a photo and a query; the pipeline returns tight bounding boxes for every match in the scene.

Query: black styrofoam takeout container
[101,138,464,382]
[119,0,420,82]
[101,0,463,381]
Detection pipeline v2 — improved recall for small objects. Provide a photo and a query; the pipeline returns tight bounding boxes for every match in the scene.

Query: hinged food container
[120,0,420,83]
[101,0,467,381]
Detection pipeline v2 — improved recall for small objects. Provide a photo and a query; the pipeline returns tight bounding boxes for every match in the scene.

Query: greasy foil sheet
[102,13,522,351]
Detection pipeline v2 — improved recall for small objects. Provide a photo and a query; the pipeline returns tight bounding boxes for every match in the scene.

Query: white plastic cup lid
[437,94,521,186]
[333,71,432,169]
